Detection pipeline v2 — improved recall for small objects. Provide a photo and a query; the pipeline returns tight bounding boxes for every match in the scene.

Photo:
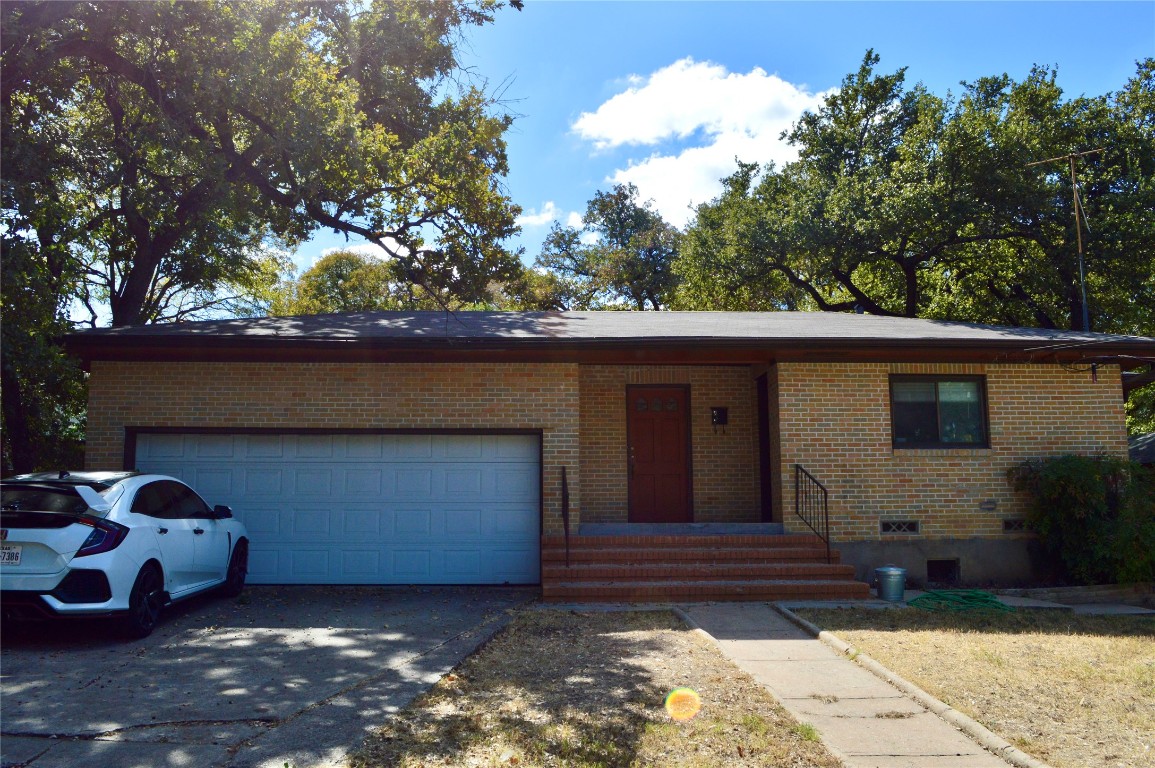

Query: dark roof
[64,311,1155,366]
[1131,433,1155,466]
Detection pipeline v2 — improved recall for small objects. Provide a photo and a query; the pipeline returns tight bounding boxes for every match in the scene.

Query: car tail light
[74,518,129,557]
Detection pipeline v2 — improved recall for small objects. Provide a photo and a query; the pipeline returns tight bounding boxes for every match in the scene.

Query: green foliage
[1,0,520,469]
[1009,455,1155,584]
[1127,384,1155,436]
[674,52,1155,338]
[0,233,86,474]
[2,0,521,327]
[269,249,451,315]
[532,183,680,310]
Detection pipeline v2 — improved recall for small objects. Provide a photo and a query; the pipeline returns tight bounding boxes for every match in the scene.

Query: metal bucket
[875,566,907,602]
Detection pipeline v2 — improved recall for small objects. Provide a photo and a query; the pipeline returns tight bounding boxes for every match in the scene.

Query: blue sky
[302,0,1155,270]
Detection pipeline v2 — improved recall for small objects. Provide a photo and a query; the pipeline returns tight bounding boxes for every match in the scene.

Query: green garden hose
[908,589,1015,613]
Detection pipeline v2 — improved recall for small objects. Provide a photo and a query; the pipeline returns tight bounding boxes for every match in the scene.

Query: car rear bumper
[2,570,122,619]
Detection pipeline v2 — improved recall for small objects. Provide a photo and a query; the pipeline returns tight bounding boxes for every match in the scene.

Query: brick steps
[540,533,868,603]
[543,580,871,602]
[543,561,856,582]
[542,533,828,549]
[544,546,837,564]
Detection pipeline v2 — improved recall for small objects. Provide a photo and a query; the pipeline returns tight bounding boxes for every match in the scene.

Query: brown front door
[627,386,691,523]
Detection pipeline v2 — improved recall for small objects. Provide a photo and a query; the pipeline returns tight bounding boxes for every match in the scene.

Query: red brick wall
[86,362,581,534]
[773,362,1129,541]
[579,365,760,523]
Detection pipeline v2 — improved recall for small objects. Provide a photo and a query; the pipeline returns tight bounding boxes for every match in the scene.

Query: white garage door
[134,433,541,585]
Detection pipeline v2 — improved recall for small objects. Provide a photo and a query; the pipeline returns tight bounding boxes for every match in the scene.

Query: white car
[1,471,248,638]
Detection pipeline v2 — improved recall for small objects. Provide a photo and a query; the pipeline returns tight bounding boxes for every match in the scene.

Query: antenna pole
[1026,148,1102,332]
[1068,154,1090,334]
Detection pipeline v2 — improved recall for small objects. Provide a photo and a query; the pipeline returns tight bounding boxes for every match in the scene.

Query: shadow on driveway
[1,585,536,768]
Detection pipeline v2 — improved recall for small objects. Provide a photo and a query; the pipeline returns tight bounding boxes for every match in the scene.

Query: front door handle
[157,527,169,535]
[193,527,205,535]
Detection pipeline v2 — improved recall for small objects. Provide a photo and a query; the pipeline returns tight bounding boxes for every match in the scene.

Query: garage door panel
[494,468,535,499]
[395,435,433,459]
[495,435,538,460]
[244,468,283,496]
[345,437,383,459]
[491,549,537,581]
[247,548,279,581]
[135,432,540,585]
[444,550,481,577]
[394,550,430,578]
[291,507,330,536]
[445,435,484,458]
[245,435,284,458]
[343,507,384,536]
[493,507,538,535]
[240,507,281,535]
[292,435,333,458]
[396,469,433,497]
[291,550,329,578]
[395,509,432,535]
[192,468,233,498]
[446,469,483,496]
[342,550,381,576]
[141,434,185,458]
[194,435,235,458]
[445,509,482,535]
[293,469,332,496]
[344,469,383,495]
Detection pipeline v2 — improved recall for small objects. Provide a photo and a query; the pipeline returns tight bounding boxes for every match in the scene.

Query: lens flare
[664,687,702,721]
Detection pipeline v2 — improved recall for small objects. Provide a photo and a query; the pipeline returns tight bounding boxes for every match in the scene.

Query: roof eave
[63,333,1154,370]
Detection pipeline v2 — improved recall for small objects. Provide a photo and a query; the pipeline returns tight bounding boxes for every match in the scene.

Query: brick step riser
[541,548,838,564]
[541,535,826,549]
[542,566,856,582]
[543,584,871,602]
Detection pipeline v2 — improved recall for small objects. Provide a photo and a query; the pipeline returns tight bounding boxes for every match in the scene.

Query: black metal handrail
[794,464,831,563]
[560,465,571,567]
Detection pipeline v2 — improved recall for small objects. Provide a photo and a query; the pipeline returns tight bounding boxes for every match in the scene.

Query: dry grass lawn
[350,609,843,768]
[794,607,1155,768]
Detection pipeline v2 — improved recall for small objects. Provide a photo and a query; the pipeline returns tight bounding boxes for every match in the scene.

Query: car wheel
[123,565,164,639]
[220,540,248,598]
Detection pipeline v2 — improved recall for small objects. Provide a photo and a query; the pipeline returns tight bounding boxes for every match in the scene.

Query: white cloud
[518,201,579,229]
[573,57,831,228]
[516,201,560,227]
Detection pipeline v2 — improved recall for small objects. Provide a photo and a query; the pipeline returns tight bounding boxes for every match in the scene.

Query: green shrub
[1008,455,1155,584]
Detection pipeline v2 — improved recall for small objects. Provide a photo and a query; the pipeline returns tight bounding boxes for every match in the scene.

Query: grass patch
[350,609,843,767]
[791,723,822,742]
[795,607,1155,768]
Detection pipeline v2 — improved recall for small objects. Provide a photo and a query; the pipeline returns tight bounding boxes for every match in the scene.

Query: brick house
[67,311,1154,600]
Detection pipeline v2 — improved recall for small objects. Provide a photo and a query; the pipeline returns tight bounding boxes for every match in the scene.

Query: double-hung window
[890,375,988,448]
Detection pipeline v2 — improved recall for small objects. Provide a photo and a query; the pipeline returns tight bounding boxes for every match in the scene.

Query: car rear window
[1,485,92,514]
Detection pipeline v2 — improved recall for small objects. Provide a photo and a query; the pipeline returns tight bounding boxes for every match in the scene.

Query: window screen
[891,376,987,448]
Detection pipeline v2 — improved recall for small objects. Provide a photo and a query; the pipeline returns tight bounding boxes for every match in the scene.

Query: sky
[301,0,1155,271]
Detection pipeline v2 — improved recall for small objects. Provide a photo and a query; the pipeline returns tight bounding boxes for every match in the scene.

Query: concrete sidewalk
[679,603,1016,768]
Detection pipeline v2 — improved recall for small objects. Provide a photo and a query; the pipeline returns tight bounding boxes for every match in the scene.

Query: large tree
[1,0,520,472]
[674,53,1155,336]
[531,183,680,310]
[266,249,471,315]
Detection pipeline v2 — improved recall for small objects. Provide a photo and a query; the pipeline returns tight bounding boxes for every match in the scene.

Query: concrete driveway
[1,585,535,768]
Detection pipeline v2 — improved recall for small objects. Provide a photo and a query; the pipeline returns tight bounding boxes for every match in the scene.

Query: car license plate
[0,545,21,566]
